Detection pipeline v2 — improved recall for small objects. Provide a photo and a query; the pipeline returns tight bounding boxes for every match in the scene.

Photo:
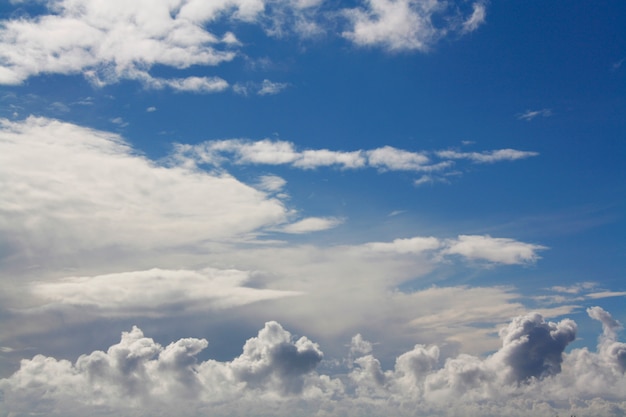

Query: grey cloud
[495,313,577,382]
[230,321,323,394]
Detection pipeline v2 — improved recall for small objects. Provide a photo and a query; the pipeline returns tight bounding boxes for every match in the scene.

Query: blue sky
[0,1,625,416]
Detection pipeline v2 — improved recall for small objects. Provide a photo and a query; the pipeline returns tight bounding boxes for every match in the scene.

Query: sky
[0,0,625,416]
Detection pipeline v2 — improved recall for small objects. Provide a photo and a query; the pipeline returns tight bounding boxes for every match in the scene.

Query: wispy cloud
[517,108,553,121]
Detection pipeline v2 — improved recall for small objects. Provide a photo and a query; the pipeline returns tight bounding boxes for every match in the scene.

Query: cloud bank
[1,308,625,417]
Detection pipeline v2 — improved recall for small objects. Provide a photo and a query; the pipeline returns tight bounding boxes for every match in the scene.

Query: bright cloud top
[0,0,487,86]
[2,308,625,417]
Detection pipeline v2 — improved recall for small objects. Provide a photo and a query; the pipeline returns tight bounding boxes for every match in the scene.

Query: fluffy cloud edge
[1,308,625,417]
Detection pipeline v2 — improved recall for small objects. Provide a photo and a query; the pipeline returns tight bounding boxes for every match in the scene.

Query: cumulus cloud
[0,0,486,87]
[342,0,486,52]
[0,0,246,86]
[2,311,625,417]
[443,235,547,264]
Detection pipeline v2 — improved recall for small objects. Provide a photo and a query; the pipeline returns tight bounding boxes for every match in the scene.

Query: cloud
[436,148,539,163]
[0,117,344,270]
[517,108,553,121]
[443,235,547,265]
[0,0,488,87]
[31,268,300,316]
[493,313,577,382]
[150,76,230,93]
[342,0,487,52]
[176,139,536,178]
[0,0,244,86]
[462,1,486,33]
[257,79,290,95]
[2,311,625,417]
[279,217,343,234]
[365,236,441,254]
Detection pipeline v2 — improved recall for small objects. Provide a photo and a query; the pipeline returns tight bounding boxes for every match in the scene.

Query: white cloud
[256,174,288,192]
[342,0,487,52]
[257,79,289,95]
[443,235,547,265]
[2,310,625,417]
[365,236,441,254]
[0,0,245,86]
[342,0,442,51]
[293,149,367,169]
[517,108,553,121]
[0,0,487,87]
[178,139,534,177]
[462,1,486,33]
[0,117,300,267]
[436,148,539,163]
[146,106,157,112]
[31,268,300,316]
[153,76,230,93]
[279,217,343,233]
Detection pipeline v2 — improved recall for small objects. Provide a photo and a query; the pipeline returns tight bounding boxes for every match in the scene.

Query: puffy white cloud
[443,235,547,265]
[0,0,244,85]
[31,268,300,316]
[0,0,487,86]
[342,0,486,52]
[2,311,625,417]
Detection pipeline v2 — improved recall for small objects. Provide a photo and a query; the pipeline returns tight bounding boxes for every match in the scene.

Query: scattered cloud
[175,139,537,180]
[517,108,553,121]
[1,309,625,417]
[0,0,488,88]
[146,106,157,112]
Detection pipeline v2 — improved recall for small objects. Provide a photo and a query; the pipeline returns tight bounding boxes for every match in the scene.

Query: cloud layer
[1,308,625,417]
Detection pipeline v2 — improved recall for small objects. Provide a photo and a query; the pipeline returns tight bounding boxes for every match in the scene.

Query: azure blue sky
[0,1,625,416]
